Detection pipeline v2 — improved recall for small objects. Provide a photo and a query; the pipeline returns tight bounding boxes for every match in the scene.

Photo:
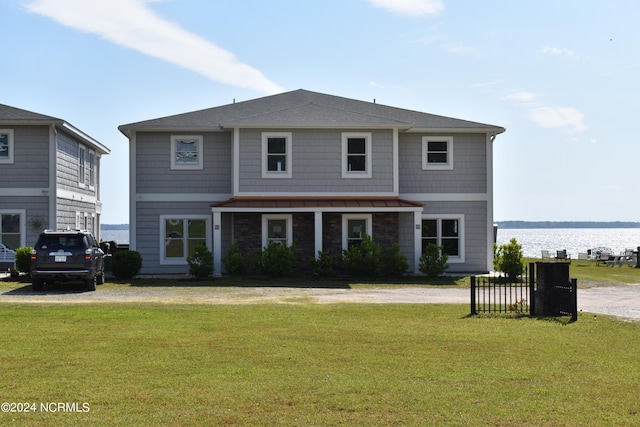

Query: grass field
[1,303,640,426]
[1,262,639,426]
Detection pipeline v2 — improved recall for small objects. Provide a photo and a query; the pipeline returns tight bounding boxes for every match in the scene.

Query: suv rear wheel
[86,276,97,291]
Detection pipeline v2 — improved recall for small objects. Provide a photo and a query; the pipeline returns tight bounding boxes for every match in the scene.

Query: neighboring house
[119,89,504,276]
[0,103,110,254]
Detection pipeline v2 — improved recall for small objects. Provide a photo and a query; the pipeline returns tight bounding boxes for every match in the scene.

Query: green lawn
[1,303,640,426]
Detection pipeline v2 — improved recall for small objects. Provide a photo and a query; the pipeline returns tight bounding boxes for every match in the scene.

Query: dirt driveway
[2,281,640,320]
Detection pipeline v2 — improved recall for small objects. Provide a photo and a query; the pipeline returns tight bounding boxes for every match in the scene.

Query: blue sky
[3,0,639,224]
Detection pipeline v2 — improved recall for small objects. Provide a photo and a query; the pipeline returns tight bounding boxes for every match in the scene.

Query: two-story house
[118,89,504,276]
[0,103,110,253]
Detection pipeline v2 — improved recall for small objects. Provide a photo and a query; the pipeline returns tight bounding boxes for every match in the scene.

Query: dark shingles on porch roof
[118,89,505,133]
[211,197,425,210]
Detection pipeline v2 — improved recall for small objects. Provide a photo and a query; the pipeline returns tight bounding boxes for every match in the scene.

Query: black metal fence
[471,262,578,321]
[470,266,533,315]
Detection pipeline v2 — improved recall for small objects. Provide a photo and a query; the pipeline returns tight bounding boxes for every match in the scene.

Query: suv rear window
[36,235,86,250]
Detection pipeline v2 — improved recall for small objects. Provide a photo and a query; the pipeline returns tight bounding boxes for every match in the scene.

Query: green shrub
[260,243,296,277]
[187,244,214,278]
[382,243,408,277]
[341,234,381,277]
[110,250,142,280]
[494,237,524,278]
[419,243,449,277]
[222,243,250,276]
[311,251,336,277]
[15,247,33,274]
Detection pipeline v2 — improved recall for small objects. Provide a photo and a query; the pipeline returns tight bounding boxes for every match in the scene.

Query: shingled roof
[119,89,505,135]
[0,103,110,154]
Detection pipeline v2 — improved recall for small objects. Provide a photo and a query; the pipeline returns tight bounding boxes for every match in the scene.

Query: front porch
[211,197,425,276]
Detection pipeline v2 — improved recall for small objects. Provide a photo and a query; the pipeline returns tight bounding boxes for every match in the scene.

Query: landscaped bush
[110,250,142,279]
[494,237,524,278]
[15,247,33,274]
[382,243,409,277]
[187,244,214,278]
[341,234,381,277]
[310,251,336,277]
[419,243,449,277]
[222,243,250,276]
[260,243,296,277]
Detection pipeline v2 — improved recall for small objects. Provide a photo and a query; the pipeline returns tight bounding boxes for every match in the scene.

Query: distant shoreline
[496,221,640,229]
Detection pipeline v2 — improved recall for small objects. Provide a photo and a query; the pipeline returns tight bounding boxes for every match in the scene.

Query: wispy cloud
[528,106,587,132]
[541,45,577,57]
[418,34,481,58]
[25,0,283,94]
[369,0,444,17]
[503,91,541,103]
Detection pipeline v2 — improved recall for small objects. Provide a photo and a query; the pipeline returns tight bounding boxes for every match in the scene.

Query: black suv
[30,230,105,291]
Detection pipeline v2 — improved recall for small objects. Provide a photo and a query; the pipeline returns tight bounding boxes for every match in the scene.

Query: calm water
[100,229,129,245]
[497,228,640,258]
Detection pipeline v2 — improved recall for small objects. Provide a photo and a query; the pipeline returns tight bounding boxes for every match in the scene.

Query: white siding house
[119,90,504,276]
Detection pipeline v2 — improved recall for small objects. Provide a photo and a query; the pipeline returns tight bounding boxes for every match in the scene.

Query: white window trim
[0,129,14,164]
[341,132,372,179]
[160,215,211,265]
[261,132,292,178]
[78,145,87,188]
[421,214,465,263]
[0,209,26,248]
[422,136,454,170]
[341,214,372,250]
[88,149,96,190]
[171,135,203,170]
[262,214,293,247]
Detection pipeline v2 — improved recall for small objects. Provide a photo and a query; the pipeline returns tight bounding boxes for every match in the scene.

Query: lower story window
[422,216,463,261]
[1,212,23,249]
[262,215,292,247]
[342,214,372,249]
[162,216,209,264]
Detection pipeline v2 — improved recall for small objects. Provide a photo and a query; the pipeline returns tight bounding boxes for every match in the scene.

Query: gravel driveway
[2,280,640,320]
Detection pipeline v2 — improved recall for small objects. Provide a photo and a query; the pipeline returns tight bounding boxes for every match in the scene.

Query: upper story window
[171,135,203,170]
[88,149,96,188]
[342,132,372,178]
[78,145,86,185]
[0,129,14,164]
[262,132,292,178]
[422,136,453,170]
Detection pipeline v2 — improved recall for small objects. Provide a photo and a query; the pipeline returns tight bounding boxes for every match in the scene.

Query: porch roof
[211,197,425,212]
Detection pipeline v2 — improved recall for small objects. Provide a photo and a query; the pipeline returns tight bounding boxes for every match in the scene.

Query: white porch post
[213,211,222,277]
[314,211,323,259]
[414,211,422,274]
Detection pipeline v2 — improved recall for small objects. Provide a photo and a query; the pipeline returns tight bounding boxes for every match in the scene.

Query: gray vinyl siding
[135,201,213,275]
[421,201,488,273]
[399,133,487,194]
[56,198,99,233]
[238,129,394,193]
[0,196,49,247]
[398,212,416,272]
[136,132,232,193]
[0,126,49,188]
[56,130,97,197]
